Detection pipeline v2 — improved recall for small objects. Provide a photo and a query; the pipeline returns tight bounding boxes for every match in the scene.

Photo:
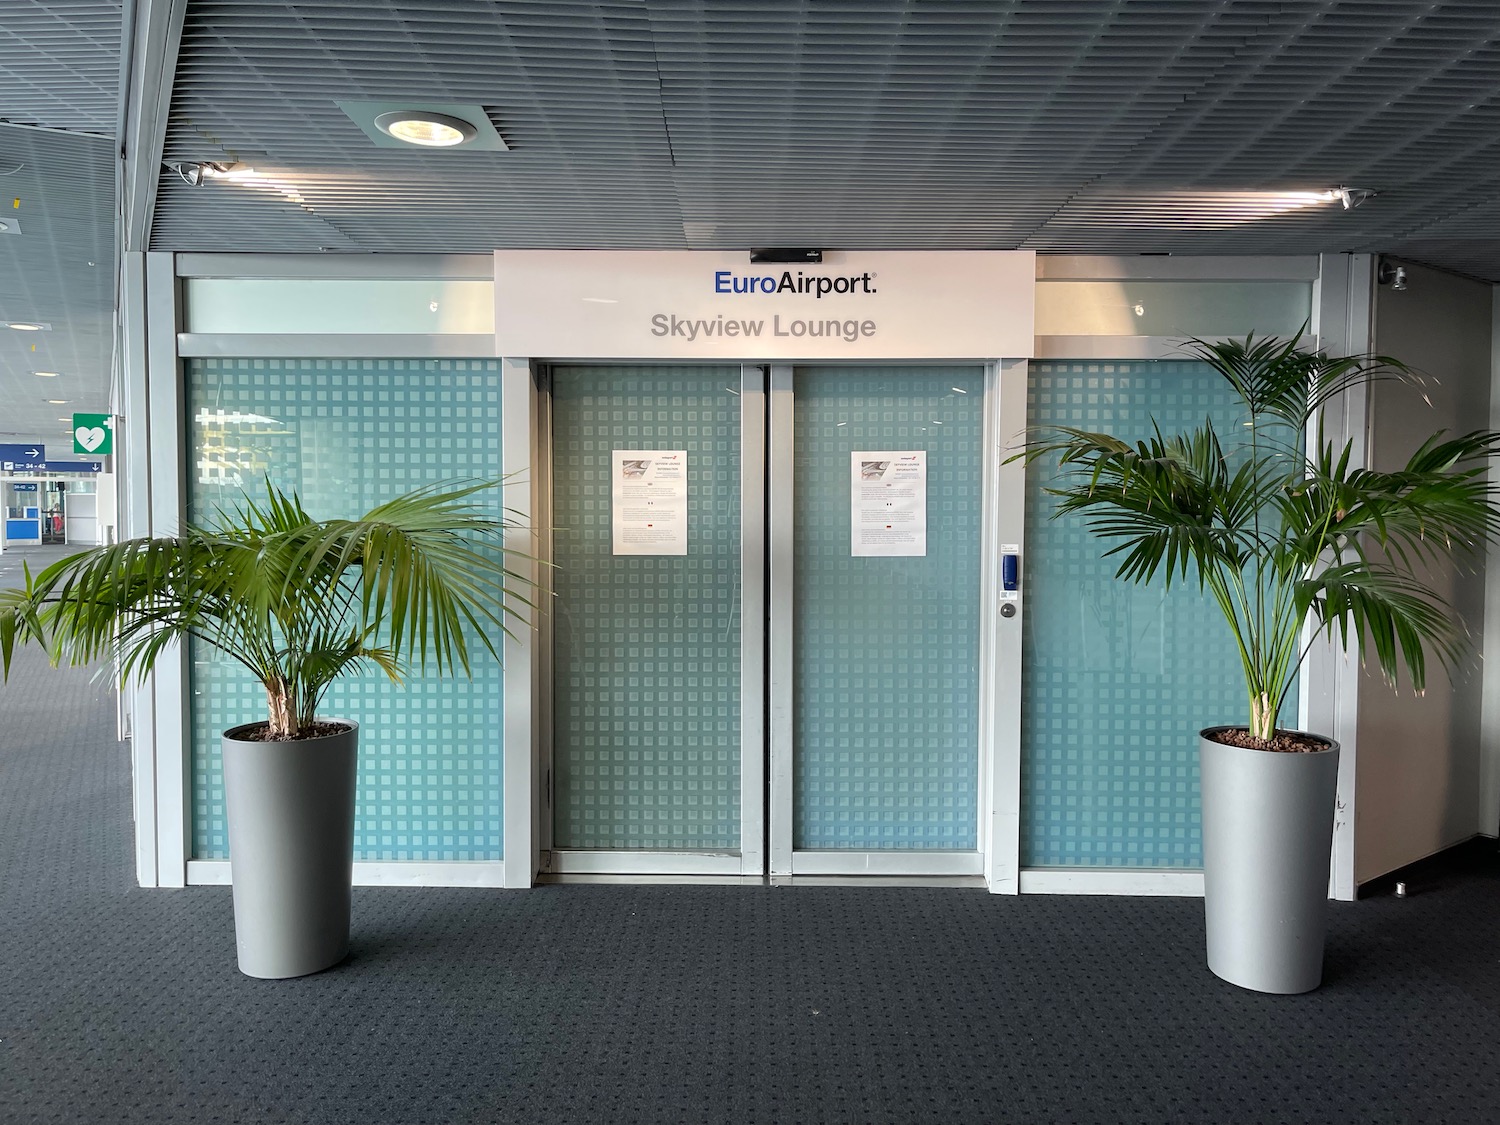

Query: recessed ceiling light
[46,399,68,404]
[373,110,478,147]
[9,322,43,331]
[337,100,508,151]
[33,371,59,377]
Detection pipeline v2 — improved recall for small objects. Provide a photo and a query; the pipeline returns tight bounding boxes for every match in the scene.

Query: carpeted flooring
[3,541,1499,1123]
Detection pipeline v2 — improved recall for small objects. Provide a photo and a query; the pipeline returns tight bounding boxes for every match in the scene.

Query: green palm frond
[1180,330,1412,432]
[1013,331,1500,743]
[1300,563,1464,692]
[0,477,534,741]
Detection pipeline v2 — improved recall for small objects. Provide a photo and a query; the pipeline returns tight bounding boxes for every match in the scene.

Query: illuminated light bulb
[374,111,477,148]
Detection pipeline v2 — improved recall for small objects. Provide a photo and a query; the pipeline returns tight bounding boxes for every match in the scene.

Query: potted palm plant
[0,479,530,979]
[1020,332,1500,994]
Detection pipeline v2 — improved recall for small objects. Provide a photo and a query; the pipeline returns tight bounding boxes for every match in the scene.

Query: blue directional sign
[46,459,103,473]
[0,443,45,471]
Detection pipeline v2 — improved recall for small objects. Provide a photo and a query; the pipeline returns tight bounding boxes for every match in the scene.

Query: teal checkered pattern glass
[186,358,507,861]
[793,366,984,850]
[1021,360,1297,868]
[550,365,743,850]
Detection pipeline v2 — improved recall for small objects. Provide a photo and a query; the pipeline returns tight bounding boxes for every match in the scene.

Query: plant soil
[1205,727,1330,753]
[233,721,353,743]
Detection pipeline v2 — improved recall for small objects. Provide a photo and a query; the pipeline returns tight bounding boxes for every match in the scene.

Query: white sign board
[612,450,688,555]
[495,251,1034,360]
[851,451,927,557]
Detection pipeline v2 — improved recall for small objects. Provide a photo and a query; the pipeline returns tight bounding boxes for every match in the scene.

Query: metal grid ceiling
[0,126,117,451]
[147,0,1500,282]
[0,0,122,135]
[0,1,121,448]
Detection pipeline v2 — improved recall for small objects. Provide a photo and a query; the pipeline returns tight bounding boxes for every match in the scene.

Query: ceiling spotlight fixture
[173,160,255,187]
[337,100,508,151]
[1378,260,1409,291]
[8,321,43,331]
[1323,186,1375,210]
[33,370,59,377]
[374,111,478,147]
[200,162,260,182]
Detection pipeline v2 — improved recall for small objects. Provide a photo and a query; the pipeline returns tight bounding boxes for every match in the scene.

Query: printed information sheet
[612,449,688,555]
[851,450,927,557]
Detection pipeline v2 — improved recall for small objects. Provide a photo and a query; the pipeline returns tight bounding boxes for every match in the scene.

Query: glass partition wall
[1020,359,1299,868]
[185,357,508,862]
[160,253,1329,892]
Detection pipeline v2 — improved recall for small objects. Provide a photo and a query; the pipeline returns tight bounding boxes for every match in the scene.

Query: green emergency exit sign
[72,413,113,456]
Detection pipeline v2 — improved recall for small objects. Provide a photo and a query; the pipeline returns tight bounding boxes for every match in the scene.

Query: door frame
[539,362,768,880]
[531,357,1023,890]
[767,361,1018,883]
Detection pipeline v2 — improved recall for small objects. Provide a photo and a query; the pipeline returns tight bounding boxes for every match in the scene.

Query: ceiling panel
[0,0,122,135]
[1,0,1499,449]
[0,0,120,453]
[0,126,117,452]
[141,0,1500,282]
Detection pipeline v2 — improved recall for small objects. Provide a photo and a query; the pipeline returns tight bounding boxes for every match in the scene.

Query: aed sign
[72,413,112,456]
[494,251,1035,360]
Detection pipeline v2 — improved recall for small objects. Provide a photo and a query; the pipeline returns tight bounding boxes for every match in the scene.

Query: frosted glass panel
[551,365,742,850]
[186,358,506,862]
[1036,280,1312,337]
[1021,360,1296,867]
[793,366,983,850]
[183,278,494,334]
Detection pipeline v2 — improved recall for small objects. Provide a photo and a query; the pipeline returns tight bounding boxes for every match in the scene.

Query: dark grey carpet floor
[3,542,1500,1123]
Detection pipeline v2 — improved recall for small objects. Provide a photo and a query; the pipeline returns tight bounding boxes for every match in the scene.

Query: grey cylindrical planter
[1200,728,1339,995]
[221,720,358,979]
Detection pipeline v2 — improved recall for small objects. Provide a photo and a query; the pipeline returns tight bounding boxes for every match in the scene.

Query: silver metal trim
[121,0,188,253]
[790,851,985,876]
[1483,283,1500,841]
[175,253,495,280]
[120,250,157,887]
[147,251,188,887]
[533,365,556,860]
[1035,335,1252,360]
[1019,869,1205,896]
[550,851,744,876]
[766,364,796,877]
[739,365,768,876]
[502,357,540,888]
[986,360,1027,894]
[177,333,497,358]
[1307,252,1373,902]
[540,873,765,886]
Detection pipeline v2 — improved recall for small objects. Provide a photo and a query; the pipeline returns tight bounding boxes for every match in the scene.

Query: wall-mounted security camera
[1378,261,1408,292]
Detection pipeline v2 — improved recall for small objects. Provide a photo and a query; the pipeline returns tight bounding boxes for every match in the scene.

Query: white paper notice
[851,451,927,557]
[612,450,688,555]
